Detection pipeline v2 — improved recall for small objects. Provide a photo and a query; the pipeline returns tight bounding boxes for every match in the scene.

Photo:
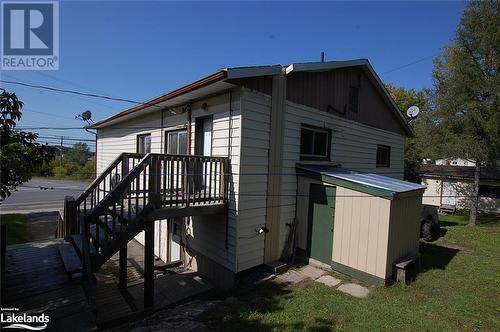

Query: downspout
[225,90,233,250]
[85,128,97,178]
[182,104,193,266]
[160,108,164,153]
[187,105,192,154]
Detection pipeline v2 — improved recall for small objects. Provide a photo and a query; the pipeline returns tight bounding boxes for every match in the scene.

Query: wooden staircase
[59,152,229,309]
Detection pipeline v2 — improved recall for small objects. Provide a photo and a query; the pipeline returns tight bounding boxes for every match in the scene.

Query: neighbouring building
[421,165,500,215]
[434,158,476,167]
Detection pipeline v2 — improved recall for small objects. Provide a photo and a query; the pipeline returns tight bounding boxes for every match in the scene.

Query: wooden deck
[2,240,96,331]
[2,238,214,330]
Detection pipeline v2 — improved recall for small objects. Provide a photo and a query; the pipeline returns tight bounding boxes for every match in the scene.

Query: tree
[385,84,430,183]
[427,1,500,225]
[0,89,56,199]
[65,142,91,165]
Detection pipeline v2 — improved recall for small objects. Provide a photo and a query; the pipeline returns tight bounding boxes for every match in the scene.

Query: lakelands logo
[1,0,59,70]
[1,307,49,330]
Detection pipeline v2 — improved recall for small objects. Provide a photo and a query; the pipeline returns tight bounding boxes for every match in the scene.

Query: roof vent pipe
[320,52,325,62]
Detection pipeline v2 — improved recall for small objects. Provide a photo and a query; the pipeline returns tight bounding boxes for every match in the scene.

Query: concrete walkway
[275,264,372,299]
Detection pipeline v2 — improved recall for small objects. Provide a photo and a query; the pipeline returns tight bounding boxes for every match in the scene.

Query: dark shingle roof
[420,165,500,181]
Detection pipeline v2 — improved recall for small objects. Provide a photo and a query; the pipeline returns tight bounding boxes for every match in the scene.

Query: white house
[66,59,425,303]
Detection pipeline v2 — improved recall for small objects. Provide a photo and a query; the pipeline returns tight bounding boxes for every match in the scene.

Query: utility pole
[60,136,63,166]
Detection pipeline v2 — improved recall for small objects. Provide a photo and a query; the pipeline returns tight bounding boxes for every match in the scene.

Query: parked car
[421,205,440,241]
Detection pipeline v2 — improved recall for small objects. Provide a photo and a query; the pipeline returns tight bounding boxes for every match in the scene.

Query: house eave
[88,70,229,129]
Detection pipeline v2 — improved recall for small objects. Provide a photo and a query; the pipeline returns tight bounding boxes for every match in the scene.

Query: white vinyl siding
[236,89,272,271]
[279,100,405,256]
[235,90,406,271]
[96,90,242,272]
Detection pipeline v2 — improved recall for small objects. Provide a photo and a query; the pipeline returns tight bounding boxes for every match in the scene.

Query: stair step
[58,243,82,276]
[71,234,96,258]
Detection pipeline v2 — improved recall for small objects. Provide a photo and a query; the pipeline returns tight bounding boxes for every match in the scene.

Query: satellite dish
[406,105,420,118]
[81,110,92,121]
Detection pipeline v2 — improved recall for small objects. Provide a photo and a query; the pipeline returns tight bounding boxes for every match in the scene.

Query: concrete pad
[296,264,326,280]
[276,270,308,285]
[337,283,370,298]
[315,275,341,287]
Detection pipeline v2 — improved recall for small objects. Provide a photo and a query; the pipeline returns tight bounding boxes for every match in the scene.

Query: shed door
[308,184,336,264]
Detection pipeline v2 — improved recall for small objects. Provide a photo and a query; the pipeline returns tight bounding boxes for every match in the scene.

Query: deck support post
[118,245,127,289]
[63,196,77,241]
[144,220,155,308]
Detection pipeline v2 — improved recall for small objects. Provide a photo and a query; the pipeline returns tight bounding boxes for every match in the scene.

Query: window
[137,134,151,154]
[376,144,391,167]
[479,185,500,198]
[348,86,359,112]
[166,130,187,155]
[300,125,331,160]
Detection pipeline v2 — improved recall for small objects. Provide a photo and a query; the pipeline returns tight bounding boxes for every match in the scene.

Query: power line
[22,107,77,121]
[38,136,95,142]
[381,54,439,75]
[37,133,94,140]
[0,79,164,109]
[32,70,115,97]
[2,53,441,113]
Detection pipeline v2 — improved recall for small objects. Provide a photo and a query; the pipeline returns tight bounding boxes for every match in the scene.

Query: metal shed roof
[297,164,426,199]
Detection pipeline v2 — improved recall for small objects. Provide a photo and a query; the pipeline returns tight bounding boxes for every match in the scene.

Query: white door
[442,180,457,206]
[202,118,212,156]
[169,219,181,261]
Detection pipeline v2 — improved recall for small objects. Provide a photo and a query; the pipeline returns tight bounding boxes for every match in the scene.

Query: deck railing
[62,153,229,254]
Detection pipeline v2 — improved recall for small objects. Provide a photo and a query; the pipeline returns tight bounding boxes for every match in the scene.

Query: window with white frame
[166,130,187,155]
[137,134,151,154]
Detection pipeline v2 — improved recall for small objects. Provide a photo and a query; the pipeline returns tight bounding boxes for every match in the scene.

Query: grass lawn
[0,214,28,245]
[200,215,500,331]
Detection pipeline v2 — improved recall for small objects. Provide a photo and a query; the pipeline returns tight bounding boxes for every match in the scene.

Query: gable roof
[89,59,411,136]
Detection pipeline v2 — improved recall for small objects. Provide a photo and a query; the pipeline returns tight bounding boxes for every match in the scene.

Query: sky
[0,1,467,147]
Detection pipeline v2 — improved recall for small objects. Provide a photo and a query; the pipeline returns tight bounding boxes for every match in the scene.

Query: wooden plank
[148,203,226,221]
[118,246,127,289]
[143,220,154,308]
[58,243,82,274]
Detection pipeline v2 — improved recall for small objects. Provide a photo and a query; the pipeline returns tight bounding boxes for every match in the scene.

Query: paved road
[0,178,90,214]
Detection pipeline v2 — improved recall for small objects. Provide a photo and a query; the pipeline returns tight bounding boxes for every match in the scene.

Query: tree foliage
[0,89,57,199]
[385,84,430,182]
[427,1,499,163]
[64,142,92,165]
[424,1,499,224]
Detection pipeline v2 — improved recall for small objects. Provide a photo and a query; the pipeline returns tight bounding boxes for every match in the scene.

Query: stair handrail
[75,152,145,205]
[86,153,153,218]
